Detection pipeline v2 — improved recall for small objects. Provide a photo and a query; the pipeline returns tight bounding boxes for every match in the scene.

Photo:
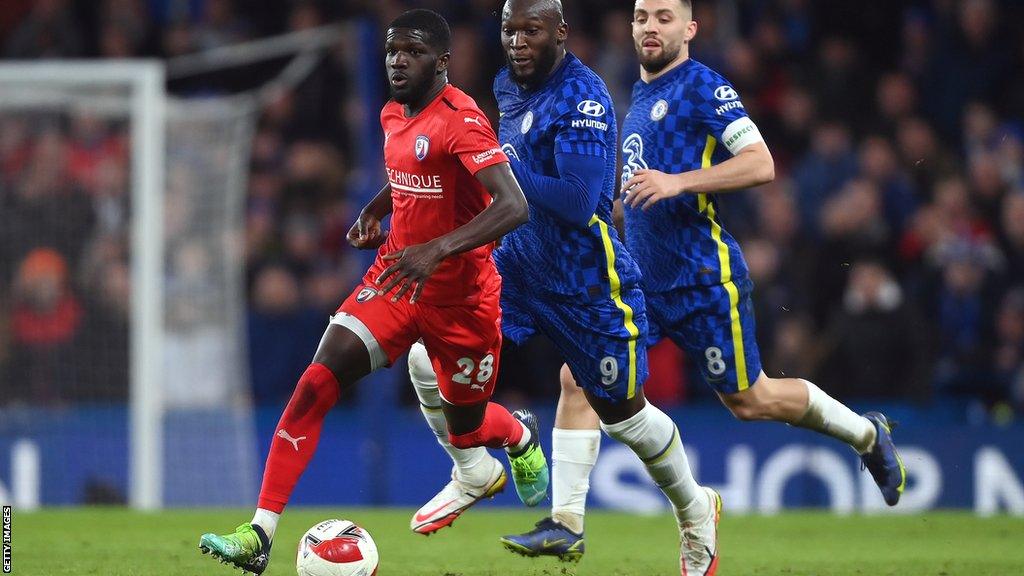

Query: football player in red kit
[198,9,549,574]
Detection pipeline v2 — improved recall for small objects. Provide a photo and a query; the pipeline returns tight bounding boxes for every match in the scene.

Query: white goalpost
[0,62,167,510]
[0,60,262,510]
[0,24,347,510]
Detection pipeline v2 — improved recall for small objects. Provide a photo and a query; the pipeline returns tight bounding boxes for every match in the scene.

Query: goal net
[0,62,258,509]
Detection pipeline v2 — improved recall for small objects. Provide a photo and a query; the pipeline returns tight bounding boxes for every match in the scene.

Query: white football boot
[677,486,722,575]
[411,455,507,535]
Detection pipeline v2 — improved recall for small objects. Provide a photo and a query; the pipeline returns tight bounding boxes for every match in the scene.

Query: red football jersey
[367,84,509,306]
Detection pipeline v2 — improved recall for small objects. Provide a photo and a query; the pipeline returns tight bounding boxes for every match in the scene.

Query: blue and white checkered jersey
[621,58,764,291]
[494,53,641,299]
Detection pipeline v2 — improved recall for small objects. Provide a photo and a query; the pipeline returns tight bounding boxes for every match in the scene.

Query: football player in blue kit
[507,0,908,568]
[406,1,722,573]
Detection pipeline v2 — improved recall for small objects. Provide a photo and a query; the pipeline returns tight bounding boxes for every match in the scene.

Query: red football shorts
[334,280,503,406]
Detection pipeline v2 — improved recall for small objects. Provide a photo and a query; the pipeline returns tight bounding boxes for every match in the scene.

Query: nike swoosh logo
[413,499,458,523]
[542,538,566,548]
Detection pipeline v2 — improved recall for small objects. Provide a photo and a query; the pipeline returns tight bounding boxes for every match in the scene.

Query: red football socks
[257,363,340,513]
[449,402,524,450]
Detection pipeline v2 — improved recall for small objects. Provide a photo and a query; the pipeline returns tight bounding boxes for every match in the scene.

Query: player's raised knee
[408,342,436,386]
[312,324,374,383]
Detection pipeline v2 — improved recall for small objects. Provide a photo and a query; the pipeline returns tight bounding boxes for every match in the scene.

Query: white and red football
[296,519,379,576]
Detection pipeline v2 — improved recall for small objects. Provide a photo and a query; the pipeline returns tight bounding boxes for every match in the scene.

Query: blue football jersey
[621,58,757,292]
[494,53,641,299]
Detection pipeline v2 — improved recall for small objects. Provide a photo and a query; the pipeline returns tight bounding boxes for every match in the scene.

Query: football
[296,519,379,576]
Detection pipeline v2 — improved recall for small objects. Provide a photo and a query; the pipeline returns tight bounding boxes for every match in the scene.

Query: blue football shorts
[646,278,763,394]
[499,270,649,402]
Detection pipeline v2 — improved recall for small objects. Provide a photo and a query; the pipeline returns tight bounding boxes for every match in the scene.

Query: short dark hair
[388,9,451,52]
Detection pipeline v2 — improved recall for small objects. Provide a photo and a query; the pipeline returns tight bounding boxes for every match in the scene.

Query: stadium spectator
[593,9,636,120]
[91,0,148,57]
[446,24,489,110]
[922,0,1010,139]
[192,0,251,51]
[896,116,957,194]
[161,20,193,58]
[3,0,83,59]
[247,264,323,405]
[766,315,818,383]
[807,36,870,127]
[899,8,932,80]
[163,238,240,407]
[993,289,1024,408]
[968,150,1010,224]
[793,122,858,237]
[815,178,893,322]
[4,248,83,405]
[0,127,94,274]
[998,192,1024,286]
[874,72,918,134]
[821,260,930,400]
[74,260,130,402]
[859,135,918,233]
[931,241,1000,398]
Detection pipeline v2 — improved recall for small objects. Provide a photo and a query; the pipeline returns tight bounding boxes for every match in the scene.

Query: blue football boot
[500,517,584,562]
[860,411,907,506]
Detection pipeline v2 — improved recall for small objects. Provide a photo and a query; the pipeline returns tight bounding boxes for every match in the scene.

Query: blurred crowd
[1,0,1023,422]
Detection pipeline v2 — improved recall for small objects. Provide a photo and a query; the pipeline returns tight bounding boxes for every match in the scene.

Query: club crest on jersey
[414,135,430,161]
[356,287,377,302]
[651,99,668,121]
[714,85,739,101]
[521,111,534,134]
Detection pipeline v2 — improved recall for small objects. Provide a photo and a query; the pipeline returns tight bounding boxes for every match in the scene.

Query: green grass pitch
[9,508,1024,575]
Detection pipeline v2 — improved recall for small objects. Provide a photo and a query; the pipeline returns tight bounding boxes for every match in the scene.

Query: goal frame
[0,61,166,510]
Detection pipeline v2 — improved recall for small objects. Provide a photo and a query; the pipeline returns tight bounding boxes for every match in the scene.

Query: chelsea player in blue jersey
[525,0,907,564]
[406,1,722,573]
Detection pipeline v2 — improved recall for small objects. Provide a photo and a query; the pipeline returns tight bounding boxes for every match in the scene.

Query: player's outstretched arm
[623,141,774,210]
[347,183,393,249]
[376,162,527,302]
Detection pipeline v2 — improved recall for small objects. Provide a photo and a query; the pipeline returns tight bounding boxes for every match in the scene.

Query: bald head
[501,0,568,89]
[502,0,564,25]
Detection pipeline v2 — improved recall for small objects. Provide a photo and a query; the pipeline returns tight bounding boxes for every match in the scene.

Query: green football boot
[508,409,550,507]
[199,522,271,574]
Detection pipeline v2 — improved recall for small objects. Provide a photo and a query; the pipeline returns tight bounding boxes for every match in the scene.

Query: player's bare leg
[549,365,600,534]
[719,372,906,505]
[500,366,599,560]
[199,324,372,574]
[717,372,822,422]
